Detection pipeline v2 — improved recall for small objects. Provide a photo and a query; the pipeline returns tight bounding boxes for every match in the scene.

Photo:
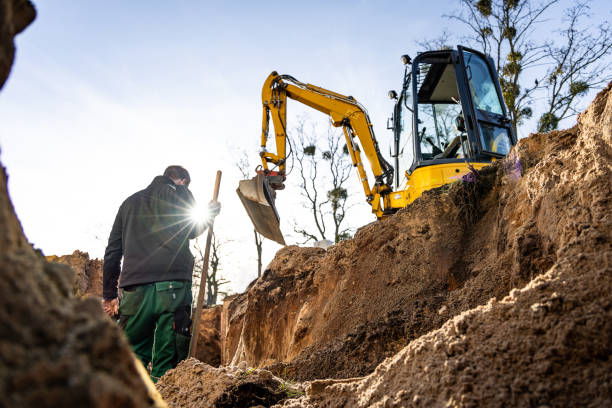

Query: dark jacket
[102,176,207,299]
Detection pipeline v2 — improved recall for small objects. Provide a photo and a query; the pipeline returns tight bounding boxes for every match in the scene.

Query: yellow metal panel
[382,162,490,214]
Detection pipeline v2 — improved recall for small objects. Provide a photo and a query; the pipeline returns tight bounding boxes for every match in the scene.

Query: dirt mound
[214,81,612,391]
[157,358,304,408]
[272,82,612,406]
[221,142,551,379]
[280,254,611,407]
[224,163,508,379]
[47,250,104,297]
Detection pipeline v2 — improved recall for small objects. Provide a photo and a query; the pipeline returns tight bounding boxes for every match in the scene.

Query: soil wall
[195,306,222,367]
[158,82,612,408]
[217,82,612,387]
[279,82,612,407]
[47,250,104,297]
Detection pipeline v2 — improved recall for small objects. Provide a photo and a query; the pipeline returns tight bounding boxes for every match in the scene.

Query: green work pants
[118,281,192,382]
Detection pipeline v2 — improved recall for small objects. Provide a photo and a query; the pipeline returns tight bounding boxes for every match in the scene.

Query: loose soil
[0,160,162,408]
[157,358,303,408]
[162,82,612,407]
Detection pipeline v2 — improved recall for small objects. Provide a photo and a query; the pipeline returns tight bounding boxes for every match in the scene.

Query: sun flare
[189,204,211,224]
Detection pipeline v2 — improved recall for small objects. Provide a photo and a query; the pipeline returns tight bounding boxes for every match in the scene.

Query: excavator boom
[237,71,394,244]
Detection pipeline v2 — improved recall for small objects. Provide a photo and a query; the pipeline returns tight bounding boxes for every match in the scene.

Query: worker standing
[101,165,220,382]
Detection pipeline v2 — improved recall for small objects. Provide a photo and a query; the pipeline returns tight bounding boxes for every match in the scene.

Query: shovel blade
[236,174,285,245]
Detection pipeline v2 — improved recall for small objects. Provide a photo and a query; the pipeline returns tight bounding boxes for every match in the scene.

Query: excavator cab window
[393,46,515,185]
[459,47,515,156]
[414,55,466,162]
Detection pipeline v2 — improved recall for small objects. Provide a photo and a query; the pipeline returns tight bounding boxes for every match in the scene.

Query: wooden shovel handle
[188,170,222,358]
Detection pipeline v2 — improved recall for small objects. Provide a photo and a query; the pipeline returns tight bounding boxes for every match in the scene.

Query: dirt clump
[47,250,104,297]
[0,0,36,89]
[157,358,303,408]
[0,161,163,407]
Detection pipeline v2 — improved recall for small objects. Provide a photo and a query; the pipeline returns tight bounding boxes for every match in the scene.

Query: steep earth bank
[220,127,570,380]
[158,82,612,407]
[195,306,223,367]
[47,250,103,297]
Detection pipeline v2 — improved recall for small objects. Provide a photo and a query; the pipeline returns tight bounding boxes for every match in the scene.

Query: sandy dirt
[222,129,559,381]
[161,82,612,407]
[194,306,223,367]
[47,250,104,297]
[273,82,612,406]
[0,160,163,408]
[157,358,303,408]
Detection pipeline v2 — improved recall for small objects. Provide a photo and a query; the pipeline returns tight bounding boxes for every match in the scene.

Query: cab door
[456,46,515,158]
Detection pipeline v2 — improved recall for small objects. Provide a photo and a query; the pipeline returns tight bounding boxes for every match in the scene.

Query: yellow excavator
[237,46,516,245]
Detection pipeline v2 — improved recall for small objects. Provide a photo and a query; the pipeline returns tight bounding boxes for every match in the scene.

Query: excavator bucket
[236,173,286,245]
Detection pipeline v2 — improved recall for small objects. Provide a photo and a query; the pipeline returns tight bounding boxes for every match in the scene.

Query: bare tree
[537,2,612,131]
[236,151,265,277]
[193,235,229,307]
[423,0,611,134]
[293,120,325,242]
[417,29,453,51]
[293,119,353,244]
[445,0,560,135]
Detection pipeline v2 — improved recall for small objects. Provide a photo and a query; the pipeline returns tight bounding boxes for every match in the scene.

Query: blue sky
[1,1,610,294]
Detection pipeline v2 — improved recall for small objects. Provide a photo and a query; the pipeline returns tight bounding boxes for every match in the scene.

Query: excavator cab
[390,46,515,193]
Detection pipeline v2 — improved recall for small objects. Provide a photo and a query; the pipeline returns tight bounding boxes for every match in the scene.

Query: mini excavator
[237,46,516,245]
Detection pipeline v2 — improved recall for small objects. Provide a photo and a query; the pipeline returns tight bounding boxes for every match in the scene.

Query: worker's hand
[208,201,221,218]
[102,298,119,317]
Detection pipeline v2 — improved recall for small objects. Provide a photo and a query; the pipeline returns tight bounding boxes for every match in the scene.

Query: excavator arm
[259,72,393,201]
[238,72,394,245]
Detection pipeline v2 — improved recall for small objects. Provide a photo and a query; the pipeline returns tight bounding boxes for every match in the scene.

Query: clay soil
[160,82,612,407]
